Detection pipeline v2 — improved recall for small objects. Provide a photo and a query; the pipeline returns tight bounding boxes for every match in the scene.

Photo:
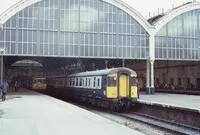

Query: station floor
[0,89,144,135]
[138,92,200,112]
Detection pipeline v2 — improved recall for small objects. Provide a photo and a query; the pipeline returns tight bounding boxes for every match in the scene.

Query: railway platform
[0,89,144,135]
[136,92,200,130]
[155,89,200,95]
[138,92,200,112]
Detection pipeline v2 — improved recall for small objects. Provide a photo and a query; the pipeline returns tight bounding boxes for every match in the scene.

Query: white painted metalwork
[103,0,153,34]
[153,1,200,35]
[0,0,41,26]
[0,48,5,84]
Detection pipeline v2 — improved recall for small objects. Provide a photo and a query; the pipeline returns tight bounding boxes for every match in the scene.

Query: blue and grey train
[47,67,139,111]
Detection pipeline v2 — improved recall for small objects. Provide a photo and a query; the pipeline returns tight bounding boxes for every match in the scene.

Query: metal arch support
[105,60,108,69]
[146,58,155,94]
[92,63,95,70]
[154,2,200,34]
[122,59,125,67]
[146,59,150,91]
[0,48,5,84]
[150,58,155,89]
[146,34,155,94]
[102,0,153,34]
[0,0,42,26]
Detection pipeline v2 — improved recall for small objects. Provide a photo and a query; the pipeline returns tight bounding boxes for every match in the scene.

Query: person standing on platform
[11,81,15,92]
[14,81,19,92]
[1,80,9,101]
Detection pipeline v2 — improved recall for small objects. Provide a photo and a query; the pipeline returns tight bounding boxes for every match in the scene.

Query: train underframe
[46,87,137,112]
[77,95,136,112]
[108,98,136,112]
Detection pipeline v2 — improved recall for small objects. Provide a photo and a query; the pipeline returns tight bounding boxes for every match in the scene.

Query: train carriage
[64,67,138,111]
[16,76,47,91]
[32,77,47,90]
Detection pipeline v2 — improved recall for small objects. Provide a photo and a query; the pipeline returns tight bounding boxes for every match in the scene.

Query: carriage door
[119,74,129,97]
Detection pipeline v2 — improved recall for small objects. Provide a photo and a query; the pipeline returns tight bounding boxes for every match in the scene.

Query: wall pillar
[105,60,108,69]
[146,34,155,94]
[146,59,150,93]
[150,59,155,93]
[92,63,95,70]
[122,59,125,67]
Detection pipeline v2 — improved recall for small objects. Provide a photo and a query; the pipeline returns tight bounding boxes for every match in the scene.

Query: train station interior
[0,0,200,94]
[0,0,200,135]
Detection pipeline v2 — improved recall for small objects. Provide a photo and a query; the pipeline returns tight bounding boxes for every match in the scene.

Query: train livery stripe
[131,74,137,77]
[108,74,117,77]
[32,84,47,89]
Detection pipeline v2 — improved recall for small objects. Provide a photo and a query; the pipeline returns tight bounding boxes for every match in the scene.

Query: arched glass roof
[0,0,151,32]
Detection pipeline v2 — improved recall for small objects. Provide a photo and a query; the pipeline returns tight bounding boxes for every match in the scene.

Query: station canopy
[11,59,43,67]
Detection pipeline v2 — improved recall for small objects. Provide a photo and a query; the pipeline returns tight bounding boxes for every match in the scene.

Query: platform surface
[138,92,200,112]
[0,89,144,135]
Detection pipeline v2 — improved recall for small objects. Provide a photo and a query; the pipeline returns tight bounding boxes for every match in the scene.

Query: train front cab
[106,72,138,107]
[32,78,47,90]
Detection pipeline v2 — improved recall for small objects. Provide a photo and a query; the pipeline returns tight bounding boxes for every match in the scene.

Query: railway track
[66,101,200,135]
[114,112,200,135]
[61,99,200,135]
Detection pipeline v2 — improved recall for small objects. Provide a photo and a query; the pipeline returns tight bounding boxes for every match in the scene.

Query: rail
[114,112,200,135]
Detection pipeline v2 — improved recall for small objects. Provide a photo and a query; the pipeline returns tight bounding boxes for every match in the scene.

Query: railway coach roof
[68,68,137,77]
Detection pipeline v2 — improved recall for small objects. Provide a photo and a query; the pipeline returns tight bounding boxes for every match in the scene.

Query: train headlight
[103,91,106,95]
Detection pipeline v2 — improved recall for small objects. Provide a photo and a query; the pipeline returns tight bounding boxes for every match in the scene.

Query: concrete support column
[0,48,4,84]
[150,59,155,90]
[146,34,155,94]
[105,60,108,69]
[0,55,3,83]
[146,59,150,93]
[122,59,125,67]
[92,63,95,70]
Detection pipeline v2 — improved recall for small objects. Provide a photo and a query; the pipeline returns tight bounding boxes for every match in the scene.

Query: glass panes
[155,9,200,60]
[0,0,149,58]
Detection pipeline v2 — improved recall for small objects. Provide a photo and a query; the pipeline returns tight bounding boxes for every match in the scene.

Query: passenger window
[72,79,75,86]
[88,78,90,87]
[107,77,117,86]
[93,77,96,88]
[69,79,72,86]
[76,78,79,86]
[97,78,100,87]
[85,78,87,87]
[131,77,137,86]
[79,78,82,86]
[82,79,84,87]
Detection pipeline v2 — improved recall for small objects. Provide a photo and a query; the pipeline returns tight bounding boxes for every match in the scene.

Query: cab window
[107,77,117,86]
[131,77,137,86]
[38,80,42,84]
[33,80,37,84]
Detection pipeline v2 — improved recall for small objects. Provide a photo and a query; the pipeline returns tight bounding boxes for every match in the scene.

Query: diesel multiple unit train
[46,67,139,111]
[16,76,47,91]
